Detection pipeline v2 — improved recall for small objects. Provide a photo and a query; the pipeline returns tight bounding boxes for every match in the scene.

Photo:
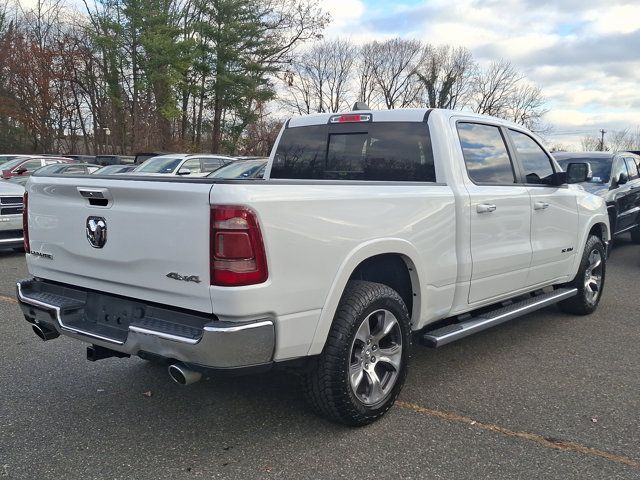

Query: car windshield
[209,160,266,178]
[95,165,128,175]
[0,155,22,164]
[556,157,612,183]
[1,157,33,171]
[134,156,183,174]
[36,164,67,174]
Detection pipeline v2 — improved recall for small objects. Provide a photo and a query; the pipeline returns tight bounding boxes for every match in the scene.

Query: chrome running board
[421,288,578,348]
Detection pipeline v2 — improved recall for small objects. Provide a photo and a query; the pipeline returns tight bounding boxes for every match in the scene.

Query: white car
[17,107,610,426]
[0,180,25,250]
[133,154,234,177]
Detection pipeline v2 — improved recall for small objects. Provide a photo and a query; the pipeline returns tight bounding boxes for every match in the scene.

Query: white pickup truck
[17,108,610,426]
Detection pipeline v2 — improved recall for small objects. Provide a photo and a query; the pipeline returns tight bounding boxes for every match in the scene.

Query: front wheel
[303,281,411,426]
[558,235,606,315]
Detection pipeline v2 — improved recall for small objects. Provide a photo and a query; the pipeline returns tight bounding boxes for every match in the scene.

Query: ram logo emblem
[86,217,107,249]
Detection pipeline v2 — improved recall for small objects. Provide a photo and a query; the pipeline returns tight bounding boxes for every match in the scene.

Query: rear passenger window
[624,158,638,179]
[271,122,435,182]
[457,123,515,184]
[509,130,554,185]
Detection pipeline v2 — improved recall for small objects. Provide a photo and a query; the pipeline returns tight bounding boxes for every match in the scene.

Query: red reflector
[211,206,268,286]
[215,231,253,259]
[22,192,30,253]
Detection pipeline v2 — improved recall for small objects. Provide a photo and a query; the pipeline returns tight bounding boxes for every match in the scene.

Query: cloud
[323,0,640,148]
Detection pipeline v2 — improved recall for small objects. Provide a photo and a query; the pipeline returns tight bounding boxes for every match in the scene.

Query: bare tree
[366,38,423,109]
[414,45,475,109]
[471,60,522,116]
[506,83,548,131]
[581,135,601,151]
[355,42,383,108]
[282,39,357,114]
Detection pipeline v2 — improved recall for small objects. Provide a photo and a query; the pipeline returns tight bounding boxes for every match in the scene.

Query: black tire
[630,225,640,244]
[303,280,412,426]
[558,235,606,315]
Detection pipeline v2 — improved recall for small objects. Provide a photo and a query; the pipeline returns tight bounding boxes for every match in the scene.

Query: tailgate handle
[77,188,112,207]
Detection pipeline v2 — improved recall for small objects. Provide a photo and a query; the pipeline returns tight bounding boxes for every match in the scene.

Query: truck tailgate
[26,176,214,313]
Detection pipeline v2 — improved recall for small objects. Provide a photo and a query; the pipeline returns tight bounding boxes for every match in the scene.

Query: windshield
[0,155,21,164]
[134,156,183,174]
[556,157,612,183]
[36,164,67,174]
[96,165,129,174]
[210,160,266,178]
[1,157,33,171]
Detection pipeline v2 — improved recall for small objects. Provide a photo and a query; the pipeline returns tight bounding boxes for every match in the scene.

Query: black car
[555,152,640,241]
[95,155,135,166]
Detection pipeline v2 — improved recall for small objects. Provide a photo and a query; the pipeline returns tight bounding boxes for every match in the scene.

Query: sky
[321,0,640,148]
[15,0,639,148]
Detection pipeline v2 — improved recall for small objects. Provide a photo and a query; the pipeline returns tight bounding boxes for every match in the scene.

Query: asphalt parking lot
[0,240,638,479]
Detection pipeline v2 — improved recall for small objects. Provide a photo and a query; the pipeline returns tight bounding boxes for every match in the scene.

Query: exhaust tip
[168,363,202,386]
[32,323,59,341]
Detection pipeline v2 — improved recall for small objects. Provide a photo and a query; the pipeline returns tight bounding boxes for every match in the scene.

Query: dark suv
[555,151,640,242]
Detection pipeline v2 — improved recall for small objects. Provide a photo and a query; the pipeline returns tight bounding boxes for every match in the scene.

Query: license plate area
[84,292,144,334]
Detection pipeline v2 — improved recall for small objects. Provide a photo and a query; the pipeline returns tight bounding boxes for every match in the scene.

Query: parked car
[9,163,101,186]
[63,155,96,163]
[1,156,75,180]
[208,158,267,179]
[133,154,235,177]
[0,180,25,250]
[555,152,640,242]
[94,155,135,166]
[0,154,31,166]
[134,152,165,165]
[93,164,137,175]
[17,107,610,426]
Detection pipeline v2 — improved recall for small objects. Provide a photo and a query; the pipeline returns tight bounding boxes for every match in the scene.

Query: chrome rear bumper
[16,278,275,369]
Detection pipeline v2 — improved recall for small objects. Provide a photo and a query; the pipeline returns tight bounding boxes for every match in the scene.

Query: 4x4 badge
[166,272,201,283]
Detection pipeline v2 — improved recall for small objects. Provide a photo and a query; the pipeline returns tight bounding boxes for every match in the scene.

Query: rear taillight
[23,192,30,253]
[211,205,268,286]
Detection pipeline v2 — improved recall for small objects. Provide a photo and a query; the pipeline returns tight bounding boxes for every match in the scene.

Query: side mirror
[566,162,592,184]
[14,167,28,175]
[617,172,629,186]
[177,167,191,176]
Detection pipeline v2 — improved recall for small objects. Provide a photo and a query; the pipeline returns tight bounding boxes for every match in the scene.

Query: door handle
[534,201,550,210]
[477,203,497,214]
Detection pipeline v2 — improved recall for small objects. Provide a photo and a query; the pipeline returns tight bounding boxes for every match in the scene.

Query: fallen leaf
[142,391,152,397]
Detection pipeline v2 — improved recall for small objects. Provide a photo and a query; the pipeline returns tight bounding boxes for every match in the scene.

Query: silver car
[133,154,235,177]
[0,180,25,250]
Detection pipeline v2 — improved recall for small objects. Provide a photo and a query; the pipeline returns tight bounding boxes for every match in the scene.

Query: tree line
[281,39,547,131]
[0,0,549,156]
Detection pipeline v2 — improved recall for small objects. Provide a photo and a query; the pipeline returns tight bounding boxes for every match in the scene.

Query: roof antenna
[352,102,370,111]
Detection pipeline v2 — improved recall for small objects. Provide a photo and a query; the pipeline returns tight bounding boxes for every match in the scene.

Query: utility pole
[599,129,606,151]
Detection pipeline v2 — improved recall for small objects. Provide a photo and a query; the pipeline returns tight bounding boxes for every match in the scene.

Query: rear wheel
[303,280,411,426]
[558,235,606,315]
